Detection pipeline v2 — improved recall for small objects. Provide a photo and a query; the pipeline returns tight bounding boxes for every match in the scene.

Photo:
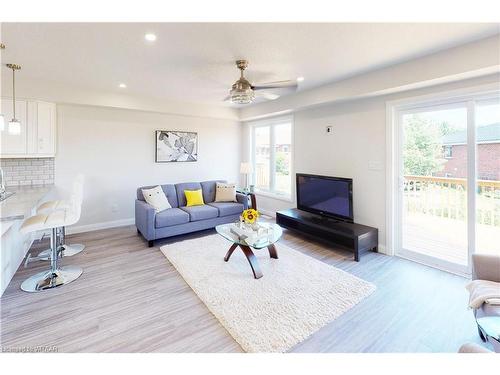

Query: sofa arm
[472,254,500,282]
[135,200,156,240]
[236,193,249,210]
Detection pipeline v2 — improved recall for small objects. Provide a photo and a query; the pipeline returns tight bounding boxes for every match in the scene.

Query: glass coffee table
[216,222,283,279]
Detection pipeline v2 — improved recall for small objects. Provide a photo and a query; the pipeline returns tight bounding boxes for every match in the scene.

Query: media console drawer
[276,208,378,261]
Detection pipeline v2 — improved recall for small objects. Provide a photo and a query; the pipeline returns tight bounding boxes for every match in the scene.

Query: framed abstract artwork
[155,130,198,162]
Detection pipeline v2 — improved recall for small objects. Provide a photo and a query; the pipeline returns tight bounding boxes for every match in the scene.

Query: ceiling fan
[224,60,298,104]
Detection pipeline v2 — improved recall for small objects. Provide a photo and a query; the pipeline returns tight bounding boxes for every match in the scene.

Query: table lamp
[240,162,253,192]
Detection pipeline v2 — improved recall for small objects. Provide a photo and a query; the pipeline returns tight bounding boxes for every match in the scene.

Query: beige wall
[55,104,241,232]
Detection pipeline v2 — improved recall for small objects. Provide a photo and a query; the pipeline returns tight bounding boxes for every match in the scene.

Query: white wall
[243,73,500,253]
[56,104,241,232]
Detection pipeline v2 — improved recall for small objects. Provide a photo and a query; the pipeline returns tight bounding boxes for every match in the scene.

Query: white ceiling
[1,23,499,106]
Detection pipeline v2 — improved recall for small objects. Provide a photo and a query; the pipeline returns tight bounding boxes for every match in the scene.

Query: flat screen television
[296,173,353,222]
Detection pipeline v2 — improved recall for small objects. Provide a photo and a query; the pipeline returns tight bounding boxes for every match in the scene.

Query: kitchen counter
[1,184,54,223]
[1,184,55,295]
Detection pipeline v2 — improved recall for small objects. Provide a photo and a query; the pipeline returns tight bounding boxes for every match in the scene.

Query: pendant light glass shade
[8,119,21,135]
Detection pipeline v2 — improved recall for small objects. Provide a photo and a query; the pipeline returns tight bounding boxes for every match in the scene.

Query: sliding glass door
[475,98,500,257]
[396,93,500,274]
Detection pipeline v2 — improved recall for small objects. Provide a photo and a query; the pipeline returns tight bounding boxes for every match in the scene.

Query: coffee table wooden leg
[239,245,263,279]
[267,244,278,259]
[224,243,238,262]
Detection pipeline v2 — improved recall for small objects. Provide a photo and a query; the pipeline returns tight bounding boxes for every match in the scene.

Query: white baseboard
[66,218,135,235]
[377,244,387,255]
[259,208,276,218]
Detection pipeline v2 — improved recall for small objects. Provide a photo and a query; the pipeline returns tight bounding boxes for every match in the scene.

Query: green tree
[275,153,289,175]
[403,115,446,176]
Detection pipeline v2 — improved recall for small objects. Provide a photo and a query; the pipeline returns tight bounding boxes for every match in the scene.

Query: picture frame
[155,130,198,163]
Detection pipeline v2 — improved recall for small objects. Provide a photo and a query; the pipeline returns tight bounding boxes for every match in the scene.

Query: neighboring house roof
[442,123,500,145]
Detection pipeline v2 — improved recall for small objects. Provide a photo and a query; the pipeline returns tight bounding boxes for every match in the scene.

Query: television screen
[296,174,353,221]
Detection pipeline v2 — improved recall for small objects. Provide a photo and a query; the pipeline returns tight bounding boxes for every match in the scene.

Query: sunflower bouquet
[241,208,260,225]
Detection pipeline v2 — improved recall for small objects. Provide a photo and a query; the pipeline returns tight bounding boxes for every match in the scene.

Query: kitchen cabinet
[1,99,56,158]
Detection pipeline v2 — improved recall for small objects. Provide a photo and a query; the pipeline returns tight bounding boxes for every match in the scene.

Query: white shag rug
[160,234,375,353]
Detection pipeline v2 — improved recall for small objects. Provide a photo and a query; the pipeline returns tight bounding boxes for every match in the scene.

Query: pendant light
[0,44,5,132]
[6,63,21,135]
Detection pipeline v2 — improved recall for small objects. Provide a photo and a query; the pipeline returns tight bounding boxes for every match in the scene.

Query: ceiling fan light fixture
[230,87,255,104]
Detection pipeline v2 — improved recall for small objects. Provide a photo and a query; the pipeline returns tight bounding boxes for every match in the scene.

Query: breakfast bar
[1,184,54,295]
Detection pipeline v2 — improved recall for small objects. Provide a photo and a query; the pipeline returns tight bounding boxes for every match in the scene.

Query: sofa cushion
[208,202,244,217]
[142,185,172,212]
[176,182,202,207]
[155,208,190,228]
[180,205,219,222]
[185,189,205,207]
[137,184,178,208]
[200,180,226,203]
[215,182,237,202]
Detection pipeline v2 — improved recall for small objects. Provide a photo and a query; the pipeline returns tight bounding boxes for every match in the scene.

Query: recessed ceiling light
[145,33,157,42]
[119,83,127,88]
[297,76,305,82]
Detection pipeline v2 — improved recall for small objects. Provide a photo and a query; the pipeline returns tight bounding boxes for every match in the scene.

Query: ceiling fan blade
[253,80,298,90]
[257,92,280,101]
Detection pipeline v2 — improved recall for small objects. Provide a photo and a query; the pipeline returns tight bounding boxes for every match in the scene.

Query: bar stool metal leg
[20,227,83,293]
[35,226,85,260]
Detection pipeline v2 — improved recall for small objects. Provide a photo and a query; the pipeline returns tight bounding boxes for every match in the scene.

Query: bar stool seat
[37,199,72,214]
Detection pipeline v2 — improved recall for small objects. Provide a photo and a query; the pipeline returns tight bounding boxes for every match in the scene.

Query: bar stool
[20,207,83,292]
[20,176,85,292]
[25,175,85,265]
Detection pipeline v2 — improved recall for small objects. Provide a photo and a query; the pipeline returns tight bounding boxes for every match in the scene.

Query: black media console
[276,208,378,261]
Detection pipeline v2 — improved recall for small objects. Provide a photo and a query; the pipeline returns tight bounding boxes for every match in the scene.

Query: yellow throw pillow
[185,189,205,207]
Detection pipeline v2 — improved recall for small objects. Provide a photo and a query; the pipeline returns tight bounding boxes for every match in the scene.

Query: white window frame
[249,115,294,201]
[386,82,500,276]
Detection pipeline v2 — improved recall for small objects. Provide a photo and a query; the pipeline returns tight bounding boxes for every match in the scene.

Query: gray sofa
[135,180,248,247]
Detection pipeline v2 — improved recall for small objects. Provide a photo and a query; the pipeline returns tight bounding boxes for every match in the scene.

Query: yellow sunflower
[242,209,259,224]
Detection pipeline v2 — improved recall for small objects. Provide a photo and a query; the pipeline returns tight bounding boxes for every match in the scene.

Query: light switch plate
[368,161,383,171]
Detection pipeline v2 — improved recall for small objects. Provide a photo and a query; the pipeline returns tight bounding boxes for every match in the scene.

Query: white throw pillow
[215,183,237,202]
[142,186,172,212]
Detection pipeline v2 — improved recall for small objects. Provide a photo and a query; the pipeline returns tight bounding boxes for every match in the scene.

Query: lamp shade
[8,119,21,135]
[240,162,253,174]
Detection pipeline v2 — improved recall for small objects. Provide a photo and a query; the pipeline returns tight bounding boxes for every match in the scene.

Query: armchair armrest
[472,254,500,282]
[135,200,156,240]
[236,193,249,210]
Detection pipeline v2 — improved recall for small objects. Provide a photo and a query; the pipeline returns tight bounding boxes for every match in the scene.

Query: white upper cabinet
[34,102,56,155]
[0,99,56,158]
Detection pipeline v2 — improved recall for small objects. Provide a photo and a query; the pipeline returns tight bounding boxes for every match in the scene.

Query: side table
[237,189,257,210]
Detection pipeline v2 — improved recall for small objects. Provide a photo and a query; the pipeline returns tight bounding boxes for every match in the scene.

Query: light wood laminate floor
[0,224,485,352]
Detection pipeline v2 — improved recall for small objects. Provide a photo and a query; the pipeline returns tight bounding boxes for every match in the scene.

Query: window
[250,116,293,198]
[443,145,453,158]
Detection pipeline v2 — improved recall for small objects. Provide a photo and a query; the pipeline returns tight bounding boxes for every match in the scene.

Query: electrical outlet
[326,126,333,134]
[111,203,119,213]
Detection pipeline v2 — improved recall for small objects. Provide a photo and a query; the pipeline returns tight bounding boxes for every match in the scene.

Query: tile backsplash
[0,158,55,187]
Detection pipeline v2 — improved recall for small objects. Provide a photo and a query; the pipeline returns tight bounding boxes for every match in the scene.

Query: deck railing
[404,175,500,226]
